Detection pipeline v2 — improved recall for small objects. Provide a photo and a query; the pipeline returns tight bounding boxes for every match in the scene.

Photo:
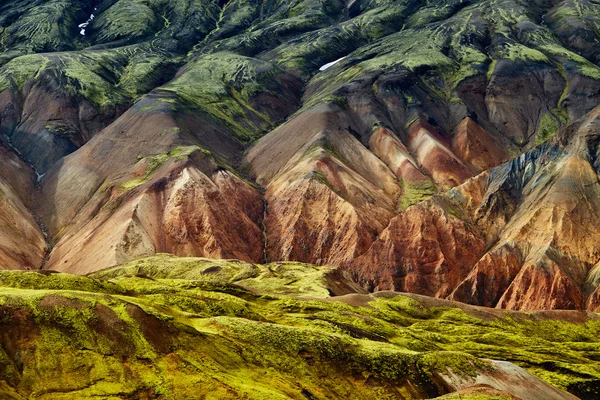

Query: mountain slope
[352,106,600,311]
[1,0,600,311]
[0,141,46,270]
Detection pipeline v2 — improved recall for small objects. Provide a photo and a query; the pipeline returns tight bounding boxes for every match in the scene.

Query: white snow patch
[319,56,347,71]
[78,9,96,36]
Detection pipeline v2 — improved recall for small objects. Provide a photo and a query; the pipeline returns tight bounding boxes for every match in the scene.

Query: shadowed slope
[0,141,46,270]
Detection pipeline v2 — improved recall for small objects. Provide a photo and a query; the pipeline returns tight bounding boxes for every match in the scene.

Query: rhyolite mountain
[3,0,600,309]
[2,1,600,398]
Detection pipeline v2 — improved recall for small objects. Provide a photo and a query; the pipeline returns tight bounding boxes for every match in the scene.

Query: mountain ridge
[3,1,600,398]
[1,0,600,311]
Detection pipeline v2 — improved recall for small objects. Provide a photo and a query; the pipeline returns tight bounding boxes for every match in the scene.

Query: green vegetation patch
[121,145,210,190]
[398,179,438,212]
[0,54,50,92]
[0,255,598,398]
[535,110,568,145]
[90,254,337,299]
[162,52,283,143]
[0,270,124,294]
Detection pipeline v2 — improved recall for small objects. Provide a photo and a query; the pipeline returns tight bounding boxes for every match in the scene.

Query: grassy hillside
[0,255,597,399]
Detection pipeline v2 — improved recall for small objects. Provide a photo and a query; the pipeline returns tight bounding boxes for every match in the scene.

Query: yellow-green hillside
[0,255,597,399]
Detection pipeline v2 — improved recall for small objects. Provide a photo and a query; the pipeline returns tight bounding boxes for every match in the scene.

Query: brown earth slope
[352,107,600,311]
[0,141,46,270]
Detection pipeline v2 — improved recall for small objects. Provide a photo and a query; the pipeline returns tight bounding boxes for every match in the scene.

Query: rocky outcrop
[352,107,600,311]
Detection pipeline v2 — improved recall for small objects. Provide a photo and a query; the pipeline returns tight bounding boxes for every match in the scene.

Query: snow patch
[78,8,97,36]
[319,56,347,71]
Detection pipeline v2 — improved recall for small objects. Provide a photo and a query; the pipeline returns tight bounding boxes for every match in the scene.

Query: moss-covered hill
[0,254,598,399]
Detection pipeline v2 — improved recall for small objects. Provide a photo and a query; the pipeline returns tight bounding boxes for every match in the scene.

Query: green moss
[0,54,50,92]
[0,271,124,294]
[162,52,284,144]
[321,95,347,109]
[306,171,337,193]
[158,127,180,136]
[118,56,183,99]
[398,180,438,212]
[169,145,212,159]
[120,177,148,190]
[300,141,349,165]
[487,59,498,80]
[120,145,211,190]
[44,123,77,138]
[90,254,338,299]
[90,0,158,44]
[437,394,513,400]
[0,255,599,398]
[145,153,170,176]
[499,43,550,64]
[418,351,487,378]
[536,110,568,145]
[0,0,87,57]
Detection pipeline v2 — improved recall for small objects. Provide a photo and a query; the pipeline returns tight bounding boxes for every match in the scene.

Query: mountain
[2,0,600,313]
[352,106,600,311]
[0,255,597,399]
[3,1,600,398]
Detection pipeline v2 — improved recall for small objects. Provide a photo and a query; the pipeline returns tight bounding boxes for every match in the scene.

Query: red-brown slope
[244,92,513,268]
[406,119,474,187]
[45,161,264,275]
[0,142,47,269]
[37,81,298,273]
[452,117,509,172]
[31,51,304,274]
[369,126,428,183]
[246,103,400,266]
[351,107,600,311]
[348,182,488,295]
[0,67,127,174]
